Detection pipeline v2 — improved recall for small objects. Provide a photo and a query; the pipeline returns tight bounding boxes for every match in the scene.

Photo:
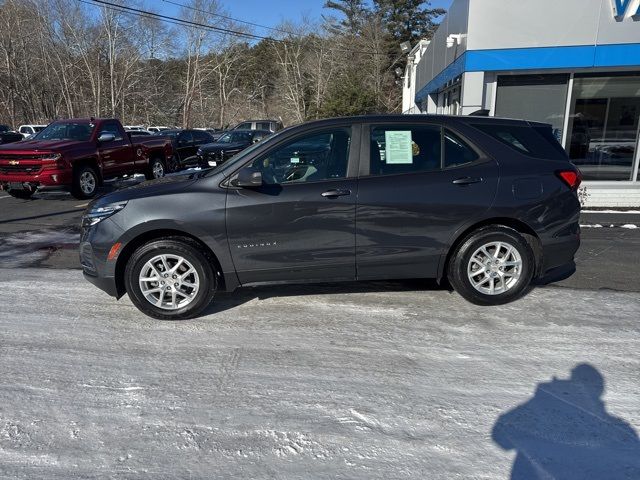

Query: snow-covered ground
[1,269,639,479]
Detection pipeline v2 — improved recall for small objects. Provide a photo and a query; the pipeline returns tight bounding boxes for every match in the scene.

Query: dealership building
[402,0,640,206]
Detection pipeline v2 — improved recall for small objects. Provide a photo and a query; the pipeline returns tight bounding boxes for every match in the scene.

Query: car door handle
[321,189,351,198]
[452,176,483,185]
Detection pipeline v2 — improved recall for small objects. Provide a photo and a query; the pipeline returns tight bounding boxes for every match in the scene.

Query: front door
[175,131,196,163]
[356,123,499,280]
[225,127,358,284]
[97,121,133,176]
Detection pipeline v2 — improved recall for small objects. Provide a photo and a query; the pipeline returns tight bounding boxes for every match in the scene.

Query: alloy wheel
[467,241,522,295]
[79,171,96,195]
[152,160,164,179]
[139,254,199,310]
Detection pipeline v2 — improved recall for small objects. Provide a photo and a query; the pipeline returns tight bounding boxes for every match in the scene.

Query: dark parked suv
[81,115,581,319]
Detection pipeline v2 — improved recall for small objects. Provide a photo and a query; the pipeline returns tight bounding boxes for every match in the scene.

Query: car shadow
[201,278,449,316]
[492,363,640,479]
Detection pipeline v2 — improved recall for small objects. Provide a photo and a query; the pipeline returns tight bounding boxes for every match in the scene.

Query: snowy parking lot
[1,268,639,479]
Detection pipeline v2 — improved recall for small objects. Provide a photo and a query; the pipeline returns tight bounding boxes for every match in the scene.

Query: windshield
[34,122,94,141]
[218,132,252,144]
[204,130,282,177]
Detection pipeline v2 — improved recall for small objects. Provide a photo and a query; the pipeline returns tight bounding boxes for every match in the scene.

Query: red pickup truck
[0,118,173,199]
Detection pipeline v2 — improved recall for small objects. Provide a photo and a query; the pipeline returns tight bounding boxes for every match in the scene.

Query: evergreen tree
[323,0,370,35]
[373,0,445,45]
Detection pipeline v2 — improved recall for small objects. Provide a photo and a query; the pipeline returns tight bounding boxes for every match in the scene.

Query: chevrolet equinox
[81,115,581,319]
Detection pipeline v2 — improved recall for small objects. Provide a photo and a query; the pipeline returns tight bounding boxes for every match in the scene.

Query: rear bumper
[539,232,580,279]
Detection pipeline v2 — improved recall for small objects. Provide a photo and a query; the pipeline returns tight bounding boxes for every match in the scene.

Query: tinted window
[179,131,194,144]
[444,130,479,167]
[98,121,123,141]
[249,128,351,185]
[257,122,272,131]
[230,132,252,143]
[369,125,441,176]
[193,130,213,143]
[236,122,252,130]
[474,123,566,160]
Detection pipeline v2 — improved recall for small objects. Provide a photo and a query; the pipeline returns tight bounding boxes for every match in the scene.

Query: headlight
[82,201,127,228]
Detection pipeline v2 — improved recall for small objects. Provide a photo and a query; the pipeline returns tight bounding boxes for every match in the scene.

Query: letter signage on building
[613,0,640,20]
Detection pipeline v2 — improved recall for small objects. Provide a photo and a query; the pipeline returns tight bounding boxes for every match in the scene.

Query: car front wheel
[72,165,99,199]
[447,226,534,306]
[124,238,216,320]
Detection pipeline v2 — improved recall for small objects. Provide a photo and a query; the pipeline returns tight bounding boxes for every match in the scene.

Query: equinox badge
[236,241,278,249]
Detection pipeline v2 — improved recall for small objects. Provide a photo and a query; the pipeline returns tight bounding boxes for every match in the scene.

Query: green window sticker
[385,131,413,164]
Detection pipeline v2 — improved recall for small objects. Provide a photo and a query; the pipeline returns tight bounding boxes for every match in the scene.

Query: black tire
[71,165,99,199]
[145,156,166,180]
[167,155,180,173]
[7,188,34,199]
[447,226,534,306]
[124,237,217,320]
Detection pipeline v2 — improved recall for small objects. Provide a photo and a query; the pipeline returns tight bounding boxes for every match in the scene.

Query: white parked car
[147,126,169,134]
[18,124,47,139]
[123,125,146,132]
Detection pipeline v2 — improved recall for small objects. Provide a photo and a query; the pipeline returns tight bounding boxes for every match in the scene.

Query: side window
[179,131,194,144]
[249,128,351,185]
[369,125,441,176]
[236,122,252,130]
[257,122,272,131]
[444,130,479,167]
[472,123,566,160]
[20,127,28,134]
[98,122,123,141]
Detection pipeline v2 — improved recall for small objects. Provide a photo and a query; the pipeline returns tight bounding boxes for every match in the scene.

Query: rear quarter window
[473,123,567,160]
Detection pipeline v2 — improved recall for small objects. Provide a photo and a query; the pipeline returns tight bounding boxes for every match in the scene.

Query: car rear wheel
[145,157,165,180]
[447,226,534,305]
[124,238,216,320]
[71,165,99,199]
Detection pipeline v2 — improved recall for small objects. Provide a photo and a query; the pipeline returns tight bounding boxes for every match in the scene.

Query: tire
[167,155,180,173]
[447,226,534,306]
[124,237,217,320]
[7,188,34,199]
[145,157,166,180]
[71,165,99,199]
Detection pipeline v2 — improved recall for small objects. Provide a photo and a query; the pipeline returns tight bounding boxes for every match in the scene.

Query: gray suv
[81,115,581,319]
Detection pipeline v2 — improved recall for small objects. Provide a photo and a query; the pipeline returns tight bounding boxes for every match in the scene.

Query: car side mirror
[234,167,262,187]
[98,133,115,143]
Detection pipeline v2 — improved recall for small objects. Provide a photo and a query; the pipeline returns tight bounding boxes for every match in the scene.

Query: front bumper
[80,217,125,298]
[0,168,72,188]
[83,270,119,297]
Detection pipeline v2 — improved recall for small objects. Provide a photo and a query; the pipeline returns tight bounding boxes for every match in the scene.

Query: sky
[155,0,453,36]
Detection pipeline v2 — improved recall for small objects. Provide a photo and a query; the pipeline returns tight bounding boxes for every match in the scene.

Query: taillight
[556,169,581,190]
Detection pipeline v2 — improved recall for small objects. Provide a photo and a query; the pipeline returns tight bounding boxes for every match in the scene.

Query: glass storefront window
[566,75,640,181]
[495,74,569,142]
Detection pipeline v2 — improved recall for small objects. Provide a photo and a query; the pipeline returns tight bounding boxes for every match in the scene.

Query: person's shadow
[492,364,640,479]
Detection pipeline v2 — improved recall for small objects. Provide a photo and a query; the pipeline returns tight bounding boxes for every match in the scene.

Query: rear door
[96,121,133,176]
[355,122,498,280]
[225,126,359,284]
